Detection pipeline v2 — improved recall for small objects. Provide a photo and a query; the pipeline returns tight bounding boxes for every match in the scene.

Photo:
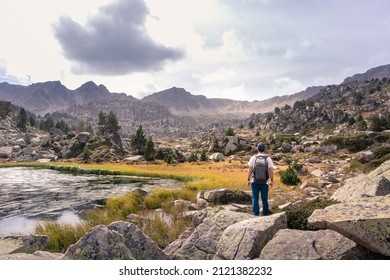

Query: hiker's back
[253,155,269,184]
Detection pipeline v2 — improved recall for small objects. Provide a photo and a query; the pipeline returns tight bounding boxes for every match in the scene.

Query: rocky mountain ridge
[249,77,390,134]
[343,64,390,84]
[0,81,136,116]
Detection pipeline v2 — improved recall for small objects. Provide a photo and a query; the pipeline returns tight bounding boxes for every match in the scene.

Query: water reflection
[0,167,154,235]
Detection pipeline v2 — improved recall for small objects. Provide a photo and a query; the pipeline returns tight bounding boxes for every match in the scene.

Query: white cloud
[193,67,238,85]
[271,77,305,96]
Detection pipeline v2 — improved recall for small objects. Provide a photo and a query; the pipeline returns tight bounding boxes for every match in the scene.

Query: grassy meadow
[0,160,298,252]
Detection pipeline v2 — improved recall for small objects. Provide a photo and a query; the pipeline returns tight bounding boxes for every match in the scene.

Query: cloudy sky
[1,0,390,101]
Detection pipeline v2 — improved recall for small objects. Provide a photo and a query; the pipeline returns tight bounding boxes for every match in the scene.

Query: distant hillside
[0,81,136,116]
[143,86,323,117]
[343,64,390,84]
[249,78,390,134]
[61,100,204,139]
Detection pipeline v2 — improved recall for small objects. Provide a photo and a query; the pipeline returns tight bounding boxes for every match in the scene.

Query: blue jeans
[251,182,269,216]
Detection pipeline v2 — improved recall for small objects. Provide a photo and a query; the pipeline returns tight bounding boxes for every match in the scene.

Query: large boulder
[331,160,390,202]
[201,189,252,205]
[214,212,287,260]
[76,132,91,144]
[63,222,168,260]
[108,221,168,260]
[63,225,134,260]
[260,229,365,260]
[174,210,254,260]
[209,153,224,162]
[0,235,48,255]
[356,150,376,163]
[308,195,390,256]
[0,146,13,158]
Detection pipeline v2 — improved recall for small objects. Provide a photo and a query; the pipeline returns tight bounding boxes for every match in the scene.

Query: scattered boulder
[63,225,133,260]
[108,221,168,260]
[201,189,252,205]
[174,210,254,260]
[260,229,363,260]
[308,195,390,256]
[124,155,145,163]
[0,146,13,158]
[356,150,375,163]
[214,212,287,260]
[63,221,168,260]
[331,160,390,202]
[209,153,224,162]
[76,132,91,144]
[0,235,48,255]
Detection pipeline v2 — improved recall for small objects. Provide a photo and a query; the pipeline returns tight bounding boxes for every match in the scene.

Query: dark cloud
[53,0,184,75]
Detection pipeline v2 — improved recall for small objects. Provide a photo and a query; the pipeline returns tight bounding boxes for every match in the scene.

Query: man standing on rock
[247,142,274,216]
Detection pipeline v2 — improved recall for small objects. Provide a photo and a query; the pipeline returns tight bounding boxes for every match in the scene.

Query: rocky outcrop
[308,195,390,256]
[0,235,48,255]
[331,160,390,202]
[260,229,365,260]
[214,212,287,260]
[63,221,168,260]
[173,209,254,260]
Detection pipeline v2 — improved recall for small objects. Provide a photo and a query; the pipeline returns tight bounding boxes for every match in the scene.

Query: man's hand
[269,182,273,188]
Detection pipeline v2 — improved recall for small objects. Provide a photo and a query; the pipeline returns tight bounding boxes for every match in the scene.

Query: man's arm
[268,167,274,187]
[247,166,253,186]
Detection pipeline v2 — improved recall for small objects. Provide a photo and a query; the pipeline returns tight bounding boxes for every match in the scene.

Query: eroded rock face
[214,212,287,260]
[174,210,254,260]
[308,195,390,256]
[260,229,360,260]
[331,160,390,202]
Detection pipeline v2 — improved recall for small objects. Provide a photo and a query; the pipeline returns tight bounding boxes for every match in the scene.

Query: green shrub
[279,166,301,186]
[284,198,337,230]
[322,135,371,153]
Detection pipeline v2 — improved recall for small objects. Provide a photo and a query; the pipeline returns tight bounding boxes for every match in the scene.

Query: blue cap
[257,142,266,152]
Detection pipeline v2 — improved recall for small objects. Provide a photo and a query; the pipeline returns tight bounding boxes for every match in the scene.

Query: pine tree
[144,137,155,161]
[17,108,27,131]
[107,111,120,133]
[131,125,146,155]
[98,111,107,134]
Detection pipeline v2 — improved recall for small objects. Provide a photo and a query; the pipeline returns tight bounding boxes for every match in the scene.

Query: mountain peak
[78,81,98,91]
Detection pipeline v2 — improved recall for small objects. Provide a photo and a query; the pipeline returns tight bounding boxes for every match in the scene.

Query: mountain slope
[343,64,390,84]
[143,86,323,117]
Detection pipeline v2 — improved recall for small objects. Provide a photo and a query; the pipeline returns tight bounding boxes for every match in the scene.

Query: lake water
[0,167,177,235]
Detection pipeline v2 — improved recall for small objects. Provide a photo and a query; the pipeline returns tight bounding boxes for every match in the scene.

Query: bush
[279,166,301,186]
[225,127,235,136]
[283,198,337,230]
[322,135,371,153]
